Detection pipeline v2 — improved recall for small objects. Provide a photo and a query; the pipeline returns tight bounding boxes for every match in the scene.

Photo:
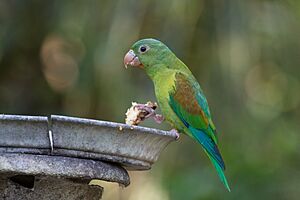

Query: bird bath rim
[0,114,177,170]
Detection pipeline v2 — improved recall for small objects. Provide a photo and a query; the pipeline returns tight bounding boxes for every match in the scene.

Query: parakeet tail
[190,127,231,192]
[208,153,231,192]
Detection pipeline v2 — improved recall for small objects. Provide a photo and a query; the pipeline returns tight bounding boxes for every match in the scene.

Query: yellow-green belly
[153,73,186,132]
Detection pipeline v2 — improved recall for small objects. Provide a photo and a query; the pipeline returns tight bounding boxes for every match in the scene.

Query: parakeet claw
[153,114,164,124]
[135,103,164,123]
[170,129,180,140]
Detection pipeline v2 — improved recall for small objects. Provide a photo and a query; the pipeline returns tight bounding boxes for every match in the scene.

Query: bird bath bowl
[0,114,176,199]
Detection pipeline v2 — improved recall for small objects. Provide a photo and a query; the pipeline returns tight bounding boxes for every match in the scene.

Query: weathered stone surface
[0,176,103,200]
[0,114,177,170]
[0,115,50,151]
[0,114,177,199]
[0,153,129,199]
[0,153,130,186]
[51,115,177,170]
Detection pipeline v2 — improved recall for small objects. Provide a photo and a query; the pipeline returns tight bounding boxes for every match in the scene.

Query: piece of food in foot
[125,101,157,125]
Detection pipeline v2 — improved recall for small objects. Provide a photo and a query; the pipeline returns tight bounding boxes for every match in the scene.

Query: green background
[0,0,299,199]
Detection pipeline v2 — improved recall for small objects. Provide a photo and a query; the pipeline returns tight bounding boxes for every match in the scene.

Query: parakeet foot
[153,114,164,124]
[126,101,162,125]
[170,129,180,140]
[133,102,164,123]
[134,103,156,115]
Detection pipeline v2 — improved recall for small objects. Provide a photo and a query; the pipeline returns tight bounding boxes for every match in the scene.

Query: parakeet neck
[145,64,176,83]
[145,58,191,82]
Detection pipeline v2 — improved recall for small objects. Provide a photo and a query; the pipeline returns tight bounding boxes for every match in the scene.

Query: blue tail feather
[189,127,230,191]
[190,127,225,170]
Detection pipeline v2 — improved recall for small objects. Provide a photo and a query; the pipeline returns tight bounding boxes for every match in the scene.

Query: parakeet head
[124,38,175,71]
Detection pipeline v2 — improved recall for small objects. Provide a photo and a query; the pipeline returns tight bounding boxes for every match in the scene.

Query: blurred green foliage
[0,0,299,199]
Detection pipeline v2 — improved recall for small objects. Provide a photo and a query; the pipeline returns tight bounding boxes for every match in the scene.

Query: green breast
[152,70,186,132]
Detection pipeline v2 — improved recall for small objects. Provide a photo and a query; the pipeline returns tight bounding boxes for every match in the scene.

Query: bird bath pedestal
[0,115,176,199]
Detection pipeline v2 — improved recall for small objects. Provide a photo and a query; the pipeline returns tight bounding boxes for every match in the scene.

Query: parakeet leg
[170,129,180,140]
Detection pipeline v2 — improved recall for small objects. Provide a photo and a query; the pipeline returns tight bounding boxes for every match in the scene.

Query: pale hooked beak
[124,50,143,68]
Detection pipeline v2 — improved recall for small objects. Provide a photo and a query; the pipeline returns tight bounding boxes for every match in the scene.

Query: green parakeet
[124,38,230,191]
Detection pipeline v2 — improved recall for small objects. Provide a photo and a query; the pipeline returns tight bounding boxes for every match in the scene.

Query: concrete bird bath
[0,114,177,199]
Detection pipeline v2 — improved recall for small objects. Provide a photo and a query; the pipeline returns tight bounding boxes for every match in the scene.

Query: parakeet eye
[139,45,149,53]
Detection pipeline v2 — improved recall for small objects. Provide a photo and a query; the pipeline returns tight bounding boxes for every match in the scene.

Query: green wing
[169,72,218,143]
[168,72,230,191]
